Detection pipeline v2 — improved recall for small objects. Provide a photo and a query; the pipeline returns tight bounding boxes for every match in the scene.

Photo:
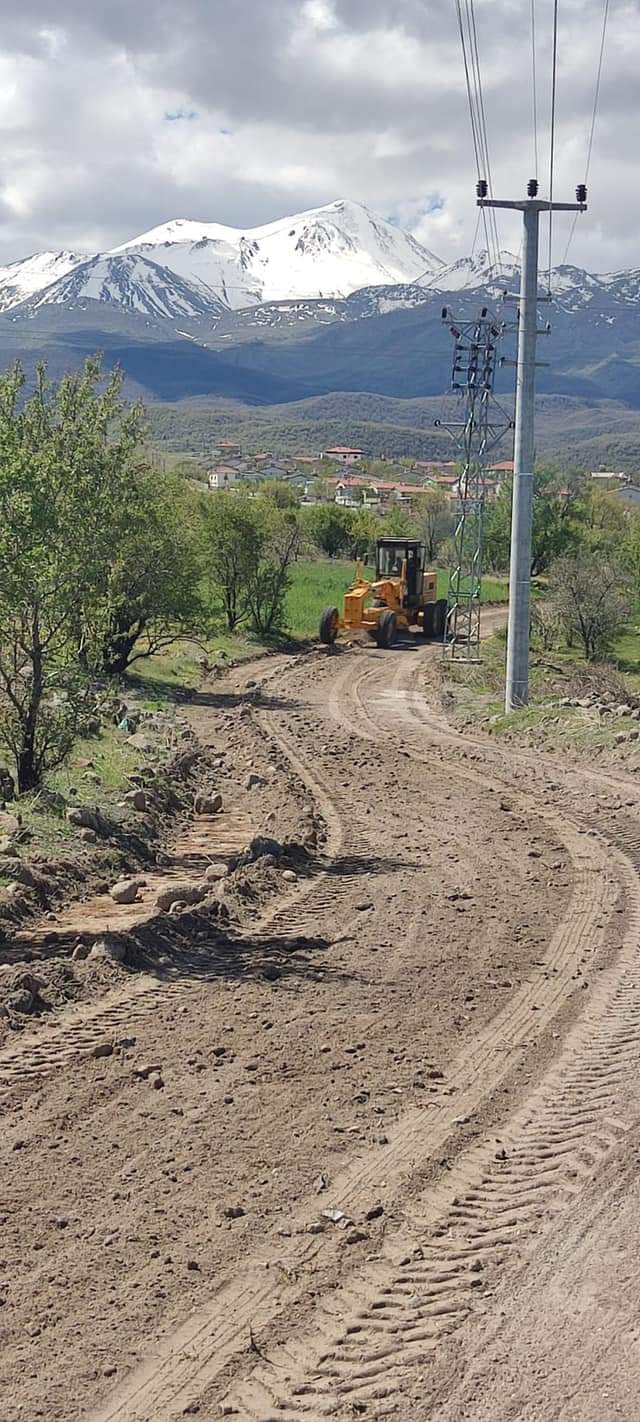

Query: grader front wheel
[375,609,397,648]
[319,606,340,645]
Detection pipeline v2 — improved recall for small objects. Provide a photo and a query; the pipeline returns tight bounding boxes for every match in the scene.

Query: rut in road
[90,643,625,1422]
[225,911,640,1420]
[211,647,640,1421]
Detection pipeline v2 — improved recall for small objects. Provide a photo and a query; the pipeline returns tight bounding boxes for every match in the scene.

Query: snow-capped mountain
[111,199,445,306]
[112,219,263,309]
[29,253,227,321]
[434,248,521,294]
[3,202,640,346]
[0,249,87,311]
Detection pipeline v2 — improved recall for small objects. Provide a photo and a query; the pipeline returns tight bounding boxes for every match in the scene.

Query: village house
[332,476,424,509]
[211,439,241,460]
[208,465,238,491]
[321,446,365,464]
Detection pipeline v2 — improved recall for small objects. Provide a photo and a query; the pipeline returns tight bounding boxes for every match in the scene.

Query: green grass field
[115,559,510,699]
[284,560,509,638]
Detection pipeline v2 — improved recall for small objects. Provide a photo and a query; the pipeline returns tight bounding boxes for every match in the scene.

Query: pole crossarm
[479,198,586,213]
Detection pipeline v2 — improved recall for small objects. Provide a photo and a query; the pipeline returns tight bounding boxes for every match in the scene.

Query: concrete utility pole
[478,179,587,712]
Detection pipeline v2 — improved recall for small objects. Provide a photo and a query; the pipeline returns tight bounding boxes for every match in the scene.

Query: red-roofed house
[322,446,364,464]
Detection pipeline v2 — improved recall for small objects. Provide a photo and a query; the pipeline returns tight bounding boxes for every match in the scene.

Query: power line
[530,0,539,179]
[547,0,559,292]
[455,0,493,266]
[561,0,610,267]
[454,0,501,273]
[466,0,502,270]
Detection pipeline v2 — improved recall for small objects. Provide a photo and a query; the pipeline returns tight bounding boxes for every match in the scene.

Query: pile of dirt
[0,733,210,944]
[0,954,124,1035]
[0,660,327,1040]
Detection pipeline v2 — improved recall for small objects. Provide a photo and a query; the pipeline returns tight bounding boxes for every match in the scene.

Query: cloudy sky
[0,0,636,272]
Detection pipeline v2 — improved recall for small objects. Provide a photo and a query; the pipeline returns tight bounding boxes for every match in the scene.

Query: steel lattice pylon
[436,312,512,661]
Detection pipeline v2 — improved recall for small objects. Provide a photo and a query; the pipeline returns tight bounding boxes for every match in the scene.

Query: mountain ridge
[0,200,639,421]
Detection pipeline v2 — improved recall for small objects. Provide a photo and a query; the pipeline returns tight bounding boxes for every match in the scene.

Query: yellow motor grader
[319,538,448,648]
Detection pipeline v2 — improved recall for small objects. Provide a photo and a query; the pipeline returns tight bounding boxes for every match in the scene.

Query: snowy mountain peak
[0,248,88,312]
[112,217,242,250]
[29,252,226,321]
[2,201,632,331]
[434,248,521,291]
[108,199,445,308]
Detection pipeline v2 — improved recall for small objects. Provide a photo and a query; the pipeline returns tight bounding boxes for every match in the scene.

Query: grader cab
[319,538,448,648]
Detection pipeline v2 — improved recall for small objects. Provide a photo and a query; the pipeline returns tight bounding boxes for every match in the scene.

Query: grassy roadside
[435,621,640,757]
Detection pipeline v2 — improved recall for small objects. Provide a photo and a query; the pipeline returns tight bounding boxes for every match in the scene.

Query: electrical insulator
[576,183,587,205]
[476,179,488,199]
[527,178,539,197]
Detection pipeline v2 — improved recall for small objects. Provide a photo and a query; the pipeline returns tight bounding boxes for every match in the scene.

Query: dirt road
[2,633,640,1421]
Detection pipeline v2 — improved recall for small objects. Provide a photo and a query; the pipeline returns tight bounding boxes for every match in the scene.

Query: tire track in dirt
[210,647,640,1422]
[227,932,640,1421]
[90,648,622,1422]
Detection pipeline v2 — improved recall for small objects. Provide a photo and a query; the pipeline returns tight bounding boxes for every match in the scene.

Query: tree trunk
[17,607,43,793]
[102,611,146,675]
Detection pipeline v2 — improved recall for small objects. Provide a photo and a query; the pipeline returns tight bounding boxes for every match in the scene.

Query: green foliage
[200,493,261,631]
[484,467,585,576]
[622,511,640,594]
[415,488,454,563]
[259,479,301,509]
[582,487,628,554]
[244,498,301,636]
[201,492,300,637]
[0,357,143,791]
[382,506,416,539]
[348,508,382,561]
[548,551,630,661]
[91,471,205,675]
[147,395,454,462]
[300,504,355,558]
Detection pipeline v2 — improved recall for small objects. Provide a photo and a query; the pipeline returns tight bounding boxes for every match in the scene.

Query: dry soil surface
[2,632,640,1422]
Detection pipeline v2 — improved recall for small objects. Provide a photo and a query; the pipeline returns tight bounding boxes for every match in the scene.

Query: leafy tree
[548,552,630,661]
[245,500,301,636]
[260,479,300,509]
[200,492,301,637]
[383,506,417,538]
[200,493,261,631]
[484,468,584,576]
[349,508,381,563]
[415,488,452,564]
[92,472,205,674]
[623,510,640,590]
[301,504,354,558]
[583,487,627,554]
[309,477,333,503]
[0,358,143,792]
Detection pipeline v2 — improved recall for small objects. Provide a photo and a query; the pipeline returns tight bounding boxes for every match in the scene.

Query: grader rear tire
[319,606,340,644]
[433,598,448,639]
[422,602,436,638]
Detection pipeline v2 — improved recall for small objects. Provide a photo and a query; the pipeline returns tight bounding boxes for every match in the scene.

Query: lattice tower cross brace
[436,312,512,661]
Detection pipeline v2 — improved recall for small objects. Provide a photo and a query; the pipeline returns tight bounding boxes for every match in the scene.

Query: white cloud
[0,0,634,274]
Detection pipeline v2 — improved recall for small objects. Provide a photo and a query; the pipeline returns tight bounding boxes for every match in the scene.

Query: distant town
[205,438,515,509]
